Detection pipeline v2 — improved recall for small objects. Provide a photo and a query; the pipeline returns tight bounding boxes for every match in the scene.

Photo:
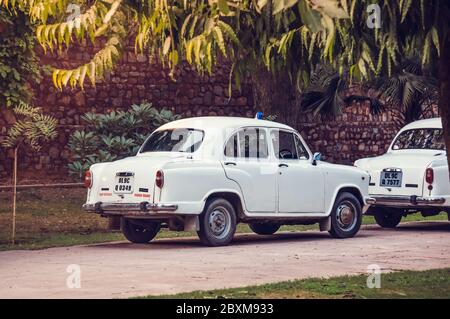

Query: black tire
[121,218,161,244]
[197,198,237,246]
[373,208,402,228]
[329,192,362,238]
[249,222,280,235]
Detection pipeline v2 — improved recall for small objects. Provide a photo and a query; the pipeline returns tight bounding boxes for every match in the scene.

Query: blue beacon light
[255,112,264,120]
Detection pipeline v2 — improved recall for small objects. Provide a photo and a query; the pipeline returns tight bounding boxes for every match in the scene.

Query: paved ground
[1,221,450,299]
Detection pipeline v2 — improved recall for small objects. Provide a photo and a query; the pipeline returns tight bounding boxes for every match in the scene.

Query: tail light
[425,168,434,184]
[156,170,164,188]
[84,170,93,188]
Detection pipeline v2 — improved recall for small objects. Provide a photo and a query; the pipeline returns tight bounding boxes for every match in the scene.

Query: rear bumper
[369,195,446,207]
[83,202,178,216]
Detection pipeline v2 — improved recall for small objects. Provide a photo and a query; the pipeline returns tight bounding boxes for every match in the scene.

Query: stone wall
[0,40,402,184]
[0,40,254,183]
[297,107,397,164]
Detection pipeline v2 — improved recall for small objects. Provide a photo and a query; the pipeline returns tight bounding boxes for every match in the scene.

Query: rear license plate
[380,171,402,187]
[114,175,134,194]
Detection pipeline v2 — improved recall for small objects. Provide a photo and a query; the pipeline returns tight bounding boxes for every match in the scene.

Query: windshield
[391,128,445,151]
[140,128,204,153]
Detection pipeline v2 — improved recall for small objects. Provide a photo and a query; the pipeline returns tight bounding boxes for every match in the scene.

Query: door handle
[225,162,237,166]
[278,163,289,168]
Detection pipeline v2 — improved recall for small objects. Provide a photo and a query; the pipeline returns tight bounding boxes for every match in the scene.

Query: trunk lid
[94,153,184,203]
[363,151,439,196]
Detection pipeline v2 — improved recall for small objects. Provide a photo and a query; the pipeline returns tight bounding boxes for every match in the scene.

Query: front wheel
[329,192,362,238]
[197,198,237,246]
[121,218,161,244]
[373,209,402,228]
[249,222,280,235]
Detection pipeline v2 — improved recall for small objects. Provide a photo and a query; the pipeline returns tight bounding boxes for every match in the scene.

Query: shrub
[68,103,181,178]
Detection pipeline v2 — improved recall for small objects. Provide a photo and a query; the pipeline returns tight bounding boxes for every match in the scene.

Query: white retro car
[83,116,372,246]
[355,117,450,228]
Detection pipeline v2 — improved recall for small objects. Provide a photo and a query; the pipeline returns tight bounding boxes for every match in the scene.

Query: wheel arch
[203,191,245,220]
[327,185,365,215]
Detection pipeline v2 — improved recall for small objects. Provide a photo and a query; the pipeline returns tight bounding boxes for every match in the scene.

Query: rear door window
[224,128,269,158]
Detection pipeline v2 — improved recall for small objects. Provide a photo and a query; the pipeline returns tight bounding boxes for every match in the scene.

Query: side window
[224,132,239,157]
[239,128,269,158]
[294,134,309,159]
[271,130,298,159]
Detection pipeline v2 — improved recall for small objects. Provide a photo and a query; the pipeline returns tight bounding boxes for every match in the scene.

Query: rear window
[392,128,445,151]
[140,129,204,153]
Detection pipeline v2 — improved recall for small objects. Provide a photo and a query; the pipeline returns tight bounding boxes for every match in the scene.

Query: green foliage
[377,57,439,126]
[1,101,57,150]
[0,0,356,92]
[0,8,41,107]
[302,58,438,120]
[1,1,448,115]
[68,102,181,177]
[302,65,383,116]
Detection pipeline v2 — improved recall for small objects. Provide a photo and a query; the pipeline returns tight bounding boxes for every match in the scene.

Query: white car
[355,117,450,228]
[83,116,372,246]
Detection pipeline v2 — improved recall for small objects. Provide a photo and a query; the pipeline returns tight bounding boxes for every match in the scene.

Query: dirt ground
[0,221,449,299]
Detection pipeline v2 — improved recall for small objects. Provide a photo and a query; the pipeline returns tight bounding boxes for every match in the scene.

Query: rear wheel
[329,192,362,238]
[197,198,237,246]
[249,222,280,235]
[373,208,403,228]
[121,218,161,243]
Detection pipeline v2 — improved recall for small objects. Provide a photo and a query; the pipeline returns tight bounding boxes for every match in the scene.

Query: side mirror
[312,152,321,166]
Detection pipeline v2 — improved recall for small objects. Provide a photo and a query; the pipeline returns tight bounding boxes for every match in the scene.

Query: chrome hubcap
[336,201,357,230]
[208,207,230,238]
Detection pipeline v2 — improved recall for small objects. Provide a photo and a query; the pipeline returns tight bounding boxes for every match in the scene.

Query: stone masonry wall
[0,39,254,183]
[0,39,402,184]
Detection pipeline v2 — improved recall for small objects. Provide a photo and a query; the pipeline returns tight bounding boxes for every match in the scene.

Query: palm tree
[301,66,383,117]
[302,59,438,129]
[376,58,438,128]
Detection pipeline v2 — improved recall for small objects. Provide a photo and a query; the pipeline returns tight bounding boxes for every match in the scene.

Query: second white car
[355,117,450,228]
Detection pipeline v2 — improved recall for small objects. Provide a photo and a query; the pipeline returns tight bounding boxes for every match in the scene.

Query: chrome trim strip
[369,195,446,206]
[82,202,178,214]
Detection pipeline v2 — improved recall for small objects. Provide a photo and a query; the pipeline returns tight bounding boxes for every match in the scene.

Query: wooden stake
[12,146,18,245]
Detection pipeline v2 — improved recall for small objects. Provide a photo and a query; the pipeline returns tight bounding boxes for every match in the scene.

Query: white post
[12,146,18,245]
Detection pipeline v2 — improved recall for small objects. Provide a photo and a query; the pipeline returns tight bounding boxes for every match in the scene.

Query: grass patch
[143,268,450,299]
[0,188,448,251]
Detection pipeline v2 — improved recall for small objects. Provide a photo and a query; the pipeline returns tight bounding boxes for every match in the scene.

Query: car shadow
[363,220,450,232]
[90,229,375,250]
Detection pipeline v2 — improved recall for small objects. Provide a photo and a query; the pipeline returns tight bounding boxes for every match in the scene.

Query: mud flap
[184,216,200,231]
[319,216,331,231]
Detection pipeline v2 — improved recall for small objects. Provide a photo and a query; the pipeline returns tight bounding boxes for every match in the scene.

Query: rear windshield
[392,128,445,151]
[140,129,204,153]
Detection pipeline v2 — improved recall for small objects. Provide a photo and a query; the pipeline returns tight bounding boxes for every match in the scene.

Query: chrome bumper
[368,196,446,207]
[83,202,178,215]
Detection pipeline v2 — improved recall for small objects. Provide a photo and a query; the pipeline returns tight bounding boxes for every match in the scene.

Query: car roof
[401,117,442,131]
[157,116,294,131]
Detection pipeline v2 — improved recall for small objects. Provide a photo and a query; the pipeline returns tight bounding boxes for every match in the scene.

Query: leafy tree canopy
[0,0,447,92]
[0,7,41,107]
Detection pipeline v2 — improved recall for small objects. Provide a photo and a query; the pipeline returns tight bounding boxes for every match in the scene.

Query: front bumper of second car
[368,195,446,207]
[82,202,178,216]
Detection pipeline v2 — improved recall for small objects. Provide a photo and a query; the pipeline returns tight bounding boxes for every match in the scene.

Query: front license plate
[380,171,402,187]
[114,175,134,194]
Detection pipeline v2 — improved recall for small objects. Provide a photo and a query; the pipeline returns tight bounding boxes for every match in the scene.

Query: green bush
[68,103,181,178]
